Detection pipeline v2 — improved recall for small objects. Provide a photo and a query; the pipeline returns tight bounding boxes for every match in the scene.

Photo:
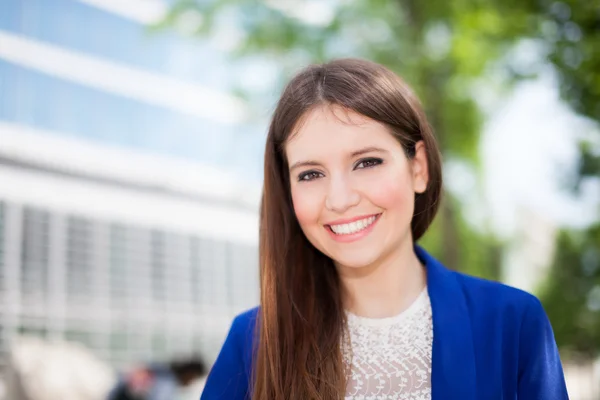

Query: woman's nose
[325,176,360,213]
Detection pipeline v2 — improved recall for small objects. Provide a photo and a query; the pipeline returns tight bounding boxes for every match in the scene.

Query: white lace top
[342,288,433,400]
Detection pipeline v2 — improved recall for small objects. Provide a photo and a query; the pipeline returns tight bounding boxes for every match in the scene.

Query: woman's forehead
[286,106,395,159]
[293,104,372,134]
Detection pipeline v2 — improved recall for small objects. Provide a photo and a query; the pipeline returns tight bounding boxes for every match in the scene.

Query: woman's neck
[337,241,427,319]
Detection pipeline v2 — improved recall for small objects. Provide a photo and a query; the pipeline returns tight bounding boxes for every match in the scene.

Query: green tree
[158,0,538,278]
[539,225,600,360]
[528,0,600,360]
[159,2,599,297]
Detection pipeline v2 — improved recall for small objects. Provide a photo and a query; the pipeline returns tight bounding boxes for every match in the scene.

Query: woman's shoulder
[451,270,547,321]
[227,306,260,353]
[200,307,259,400]
[231,306,260,332]
[448,271,567,398]
[213,306,260,371]
[419,245,546,320]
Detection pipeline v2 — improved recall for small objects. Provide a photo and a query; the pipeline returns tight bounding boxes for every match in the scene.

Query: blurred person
[108,357,206,400]
[201,59,569,399]
[170,359,207,400]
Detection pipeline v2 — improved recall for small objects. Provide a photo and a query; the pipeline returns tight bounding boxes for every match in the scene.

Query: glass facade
[0,0,264,176]
[0,201,259,368]
[0,0,224,83]
[0,0,261,371]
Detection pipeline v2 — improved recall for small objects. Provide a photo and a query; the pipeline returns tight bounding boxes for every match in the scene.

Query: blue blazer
[201,246,569,399]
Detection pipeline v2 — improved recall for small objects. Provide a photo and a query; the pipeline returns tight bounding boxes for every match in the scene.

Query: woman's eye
[298,171,323,182]
[355,158,383,169]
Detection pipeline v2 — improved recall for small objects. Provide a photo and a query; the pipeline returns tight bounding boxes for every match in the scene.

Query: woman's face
[286,104,428,271]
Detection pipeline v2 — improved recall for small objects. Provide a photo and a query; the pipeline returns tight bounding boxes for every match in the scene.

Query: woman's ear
[411,141,429,194]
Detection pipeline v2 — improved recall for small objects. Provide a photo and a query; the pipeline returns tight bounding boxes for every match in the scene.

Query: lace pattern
[342,289,433,400]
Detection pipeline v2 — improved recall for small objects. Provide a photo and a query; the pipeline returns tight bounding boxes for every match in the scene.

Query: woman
[201,59,568,399]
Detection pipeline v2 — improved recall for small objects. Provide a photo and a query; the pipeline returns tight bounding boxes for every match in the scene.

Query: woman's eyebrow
[289,160,322,172]
[289,147,388,171]
[350,146,389,157]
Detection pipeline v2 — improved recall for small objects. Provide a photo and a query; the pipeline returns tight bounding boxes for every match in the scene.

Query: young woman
[200,59,568,400]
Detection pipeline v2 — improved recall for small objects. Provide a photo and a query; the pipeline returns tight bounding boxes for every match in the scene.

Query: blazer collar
[415,245,477,400]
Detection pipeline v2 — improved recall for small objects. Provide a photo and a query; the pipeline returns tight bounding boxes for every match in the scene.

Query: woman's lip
[324,213,381,226]
[325,213,381,243]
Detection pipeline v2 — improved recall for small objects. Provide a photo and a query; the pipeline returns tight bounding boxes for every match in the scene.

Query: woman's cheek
[291,186,323,228]
[364,173,414,211]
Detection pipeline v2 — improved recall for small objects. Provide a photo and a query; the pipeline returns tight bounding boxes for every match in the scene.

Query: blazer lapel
[415,246,477,400]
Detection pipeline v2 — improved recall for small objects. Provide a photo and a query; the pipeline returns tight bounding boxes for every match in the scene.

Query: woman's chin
[330,252,381,272]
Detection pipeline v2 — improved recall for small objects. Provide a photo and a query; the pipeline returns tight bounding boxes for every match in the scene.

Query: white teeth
[330,215,377,235]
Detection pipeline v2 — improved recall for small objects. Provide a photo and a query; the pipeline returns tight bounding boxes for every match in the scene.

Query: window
[109,223,128,307]
[65,328,93,349]
[109,329,129,363]
[21,207,50,306]
[151,332,168,360]
[150,230,166,302]
[0,202,5,296]
[66,216,92,302]
[0,202,260,369]
[190,236,201,306]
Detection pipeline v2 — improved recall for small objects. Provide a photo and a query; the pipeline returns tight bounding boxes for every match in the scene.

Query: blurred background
[0,0,598,399]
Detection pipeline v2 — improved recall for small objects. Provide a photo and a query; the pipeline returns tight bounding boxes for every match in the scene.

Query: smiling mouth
[326,214,381,235]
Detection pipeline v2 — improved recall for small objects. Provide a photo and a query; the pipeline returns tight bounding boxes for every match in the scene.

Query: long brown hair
[254,58,443,399]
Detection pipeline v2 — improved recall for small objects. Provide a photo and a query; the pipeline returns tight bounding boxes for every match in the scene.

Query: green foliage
[538,0,600,121]
[161,0,600,355]
[539,224,600,360]
[160,0,535,163]
[530,0,600,358]
[580,143,600,178]
[421,197,503,279]
[159,0,526,278]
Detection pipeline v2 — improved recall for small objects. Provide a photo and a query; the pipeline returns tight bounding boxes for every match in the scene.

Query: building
[0,124,260,369]
[0,0,261,370]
